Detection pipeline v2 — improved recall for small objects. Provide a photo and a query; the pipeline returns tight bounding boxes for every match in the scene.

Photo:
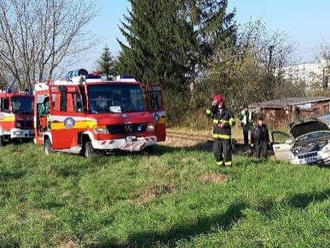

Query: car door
[50,85,86,149]
[272,131,293,162]
[145,83,166,141]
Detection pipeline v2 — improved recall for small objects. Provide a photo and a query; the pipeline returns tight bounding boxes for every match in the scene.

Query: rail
[166,130,213,142]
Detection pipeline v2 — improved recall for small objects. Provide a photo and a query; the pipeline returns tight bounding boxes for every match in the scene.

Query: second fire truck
[0,89,34,145]
[34,69,166,157]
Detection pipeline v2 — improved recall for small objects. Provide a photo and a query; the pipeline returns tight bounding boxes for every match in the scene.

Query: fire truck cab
[0,90,34,145]
[34,70,166,157]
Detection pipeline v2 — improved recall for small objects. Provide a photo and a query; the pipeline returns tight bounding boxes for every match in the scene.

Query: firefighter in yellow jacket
[206,95,235,166]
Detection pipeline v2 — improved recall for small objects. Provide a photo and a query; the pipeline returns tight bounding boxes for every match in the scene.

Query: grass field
[0,143,329,248]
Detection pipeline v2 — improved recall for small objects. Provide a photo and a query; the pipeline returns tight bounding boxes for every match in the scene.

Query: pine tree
[117,0,236,92]
[98,46,117,78]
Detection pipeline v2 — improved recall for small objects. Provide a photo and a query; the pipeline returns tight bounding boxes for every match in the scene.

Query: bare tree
[200,20,299,112]
[0,0,96,89]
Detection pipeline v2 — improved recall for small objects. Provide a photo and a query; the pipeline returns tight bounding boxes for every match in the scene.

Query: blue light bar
[65,69,89,79]
[86,74,101,79]
[65,71,73,79]
[120,74,135,79]
[24,89,33,94]
[72,69,88,77]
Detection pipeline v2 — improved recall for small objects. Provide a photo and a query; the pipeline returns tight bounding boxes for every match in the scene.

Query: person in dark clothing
[206,94,235,166]
[239,106,253,146]
[251,115,270,159]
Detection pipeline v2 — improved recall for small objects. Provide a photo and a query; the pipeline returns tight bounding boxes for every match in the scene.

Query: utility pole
[323,67,329,90]
[268,45,275,74]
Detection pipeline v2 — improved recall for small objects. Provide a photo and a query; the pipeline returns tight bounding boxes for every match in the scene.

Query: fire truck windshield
[12,96,33,114]
[88,84,146,114]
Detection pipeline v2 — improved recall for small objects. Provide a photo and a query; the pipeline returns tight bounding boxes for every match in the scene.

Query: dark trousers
[243,127,249,145]
[213,139,232,165]
[255,141,268,159]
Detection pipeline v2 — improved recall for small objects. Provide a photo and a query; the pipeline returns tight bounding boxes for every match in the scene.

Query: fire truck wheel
[0,136,3,146]
[83,141,94,158]
[44,138,52,155]
[144,145,154,154]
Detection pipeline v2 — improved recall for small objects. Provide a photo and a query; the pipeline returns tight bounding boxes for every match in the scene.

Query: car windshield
[12,96,33,114]
[87,83,146,114]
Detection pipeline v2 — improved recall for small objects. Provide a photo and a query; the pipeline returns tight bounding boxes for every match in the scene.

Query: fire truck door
[50,86,85,149]
[146,84,166,141]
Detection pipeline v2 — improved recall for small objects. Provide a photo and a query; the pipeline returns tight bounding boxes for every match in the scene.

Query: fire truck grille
[18,120,33,129]
[107,124,147,134]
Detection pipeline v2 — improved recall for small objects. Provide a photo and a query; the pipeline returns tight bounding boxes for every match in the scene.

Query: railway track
[166,129,244,143]
[166,130,213,143]
[166,129,275,157]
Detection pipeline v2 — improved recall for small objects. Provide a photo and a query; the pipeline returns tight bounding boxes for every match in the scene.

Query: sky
[80,0,330,71]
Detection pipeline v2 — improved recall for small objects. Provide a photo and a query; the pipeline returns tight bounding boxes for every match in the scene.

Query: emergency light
[6,88,12,93]
[86,74,102,79]
[120,74,135,79]
[114,75,136,82]
[72,69,89,77]
[65,69,89,79]
[24,89,33,94]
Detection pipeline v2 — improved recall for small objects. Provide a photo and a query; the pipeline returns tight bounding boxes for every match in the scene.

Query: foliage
[97,46,117,78]
[117,0,236,92]
[165,21,306,128]
[0,143,329,247]
[201,20,304,113]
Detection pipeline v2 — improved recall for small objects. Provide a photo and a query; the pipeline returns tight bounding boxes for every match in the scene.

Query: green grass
[0,143,329,248]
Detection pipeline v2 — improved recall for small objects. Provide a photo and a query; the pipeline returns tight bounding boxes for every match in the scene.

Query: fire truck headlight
[16,122,21,128]
[146,123,155,132]
[93,126,109,134]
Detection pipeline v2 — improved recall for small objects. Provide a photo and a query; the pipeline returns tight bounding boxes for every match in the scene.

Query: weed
[0,143,329,247]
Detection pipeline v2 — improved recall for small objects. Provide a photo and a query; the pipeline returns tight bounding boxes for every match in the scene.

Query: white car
[272,115,330,165]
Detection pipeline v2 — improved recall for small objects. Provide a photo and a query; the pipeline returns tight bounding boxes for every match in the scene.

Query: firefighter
[250,115,270,159]
[239,106,253,146]
[206,95,235,166]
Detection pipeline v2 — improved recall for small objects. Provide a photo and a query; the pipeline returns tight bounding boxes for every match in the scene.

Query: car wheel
[83,141,94,158]
[44,138,52,155]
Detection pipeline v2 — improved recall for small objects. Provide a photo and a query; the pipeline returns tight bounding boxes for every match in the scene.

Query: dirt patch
[200,172,229,184]
[51,233,79,248]
[134,184,176,206]
[161,137,205,148]
[58,240,79,248]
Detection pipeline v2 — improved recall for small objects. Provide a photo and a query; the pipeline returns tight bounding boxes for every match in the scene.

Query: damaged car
[272,115,330,165]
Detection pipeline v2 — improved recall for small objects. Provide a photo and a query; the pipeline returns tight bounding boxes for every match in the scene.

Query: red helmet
[213,94,225,104]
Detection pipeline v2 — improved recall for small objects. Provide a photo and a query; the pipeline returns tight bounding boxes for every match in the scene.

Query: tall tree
[117,0,236,92]
[0,0,96,89]
[98,46,117,78]
[203,20,296,112]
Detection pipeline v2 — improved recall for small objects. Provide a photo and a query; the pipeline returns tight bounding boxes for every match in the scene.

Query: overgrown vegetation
[116,1,310,128]
[98,46,118,79]
[0,143,329,247]
[118,0,236,92]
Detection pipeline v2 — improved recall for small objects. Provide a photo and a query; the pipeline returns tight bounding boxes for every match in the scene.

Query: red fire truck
[0,90,34,145]
[34,70,166,157]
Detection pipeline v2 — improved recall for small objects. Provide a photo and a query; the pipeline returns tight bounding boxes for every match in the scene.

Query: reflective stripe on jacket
[206,106,235,139]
